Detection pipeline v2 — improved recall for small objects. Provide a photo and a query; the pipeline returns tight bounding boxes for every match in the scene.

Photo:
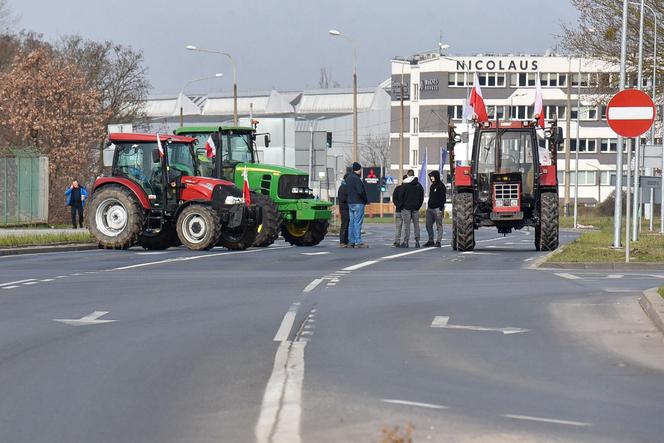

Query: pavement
[0,225,663,443]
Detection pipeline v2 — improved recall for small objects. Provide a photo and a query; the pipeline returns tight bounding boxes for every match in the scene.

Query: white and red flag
[242,166,251,206]
[204,135,216,158]
[533,73,545,128]
[156,134,164,157]
[469,73,488,122]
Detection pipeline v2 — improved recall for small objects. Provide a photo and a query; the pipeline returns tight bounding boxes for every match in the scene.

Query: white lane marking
[273,303,300,342]
[300,252,329,256]
[40,278,55,282]
[111,246,289,271]
[70,273,83,276]
[461,251,496,255]
[607,274,624,279]
[327,282,337,286]
[603,288,639,293]
[135,251,169,255]
[53,311,116,326]
[2,285,19,289]
[255,340,306,443]
[302,278,323,293]
[343,260,379,271]
[523,257,536,262]
[648,275,664,279]
[0,279,36,287]
[54,276,66,279]
[382,399,448,410]
[336,270,352,274]
[22,281,39,286]
[431,316,529,335]
[501,414,592,427]
[555,273,580,280]
[608,106,654,120]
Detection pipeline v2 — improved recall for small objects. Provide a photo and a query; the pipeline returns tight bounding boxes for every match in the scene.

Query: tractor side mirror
[152,148,161,164]
[264,134,270,147]
[103,144,116,167]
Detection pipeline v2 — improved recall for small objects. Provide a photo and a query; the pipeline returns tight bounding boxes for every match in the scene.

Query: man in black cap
[424,170,446,247]
[392,175,407,247]
[344,162,368,248]
[399,169,424,248]
[337,173,350,247]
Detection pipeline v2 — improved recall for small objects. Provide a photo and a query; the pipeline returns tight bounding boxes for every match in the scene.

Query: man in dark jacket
[424,170,446,247]
[344,162,369,248]
[399,169,424,248]
[337,174,350,247]
[65,180,88,229]
[391,175,407,247]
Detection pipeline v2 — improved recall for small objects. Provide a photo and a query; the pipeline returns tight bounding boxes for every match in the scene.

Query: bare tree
[0,0,18,36]
[359,133,390,169]
[318,66,340,89]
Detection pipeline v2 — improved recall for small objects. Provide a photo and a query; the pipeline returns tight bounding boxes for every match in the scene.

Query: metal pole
[626,138,632,262]
[632,0,645,241]
[179,107,184,127]
[661,104,664,234]
[233,81,238,126]
[649,187,654,231]
[309,124,314,190]
[565,57,572,217]
[352,45,358,163]
[614,0,628,249]
[574,58,581,228]
[399,64,405,182]
[282,118,286,166]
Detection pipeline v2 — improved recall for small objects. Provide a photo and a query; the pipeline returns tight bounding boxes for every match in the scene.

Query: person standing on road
[424,170,446,247]
[65,180,88,229]
[399,169,424,248]
[338,173,350,248]
[392,175,407,247]
[345,162,368,248]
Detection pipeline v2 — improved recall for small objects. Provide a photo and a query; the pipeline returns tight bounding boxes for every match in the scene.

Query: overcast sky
[11,0,578,95]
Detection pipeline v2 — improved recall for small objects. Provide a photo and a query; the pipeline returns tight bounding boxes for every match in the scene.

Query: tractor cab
[186,127,261,181]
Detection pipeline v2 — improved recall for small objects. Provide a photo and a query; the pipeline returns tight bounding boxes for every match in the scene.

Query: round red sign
[606,89,656,138]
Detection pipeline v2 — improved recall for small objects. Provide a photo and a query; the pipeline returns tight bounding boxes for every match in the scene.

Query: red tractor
[448,118,563,251]
[87,133,260,251]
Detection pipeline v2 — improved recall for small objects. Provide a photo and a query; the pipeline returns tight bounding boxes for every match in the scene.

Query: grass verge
[0,232,93,248]
[659,286,664,299]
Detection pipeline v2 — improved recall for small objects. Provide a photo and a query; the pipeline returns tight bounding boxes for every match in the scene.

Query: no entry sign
[606,89,656,138]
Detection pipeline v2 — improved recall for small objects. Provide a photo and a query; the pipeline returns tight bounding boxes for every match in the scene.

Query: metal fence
[0,154,49,225]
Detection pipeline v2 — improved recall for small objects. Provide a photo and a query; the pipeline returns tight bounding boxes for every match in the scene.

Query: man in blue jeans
[344,162,368,248]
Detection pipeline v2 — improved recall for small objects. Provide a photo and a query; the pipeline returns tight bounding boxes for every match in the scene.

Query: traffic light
[326,132,333,149]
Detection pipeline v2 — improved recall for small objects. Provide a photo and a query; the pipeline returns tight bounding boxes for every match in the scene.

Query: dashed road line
[382,399,448,410]
[23,281,39,286]
[2,285,19,290]
[555,272,581,280]
[303,278,324,293]
[501,414,592,427]
[0,279,36,287]
[273,302,301,342]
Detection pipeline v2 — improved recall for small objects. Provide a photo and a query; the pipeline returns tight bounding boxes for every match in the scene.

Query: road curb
[538,262,664,270]
[0,243,98,256]
[639,288,664,335]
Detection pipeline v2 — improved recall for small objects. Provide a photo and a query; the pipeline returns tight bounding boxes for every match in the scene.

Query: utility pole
[399,64,405,182]
[632,0,645,242]
[564,57,572,216]
[613,0,628,249]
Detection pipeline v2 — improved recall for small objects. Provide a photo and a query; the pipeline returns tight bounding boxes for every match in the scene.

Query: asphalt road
[0,224,663,443]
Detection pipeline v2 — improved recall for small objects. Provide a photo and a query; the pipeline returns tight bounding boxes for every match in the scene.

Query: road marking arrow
[431,316,528,335]
[54,311,116,326]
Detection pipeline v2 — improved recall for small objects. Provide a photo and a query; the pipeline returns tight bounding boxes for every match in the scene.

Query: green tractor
[174,126,332,247]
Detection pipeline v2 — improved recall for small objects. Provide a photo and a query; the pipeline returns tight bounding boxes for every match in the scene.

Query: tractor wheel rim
[286,221,309,238]
[183,213,207,244]
[95,198,127,237]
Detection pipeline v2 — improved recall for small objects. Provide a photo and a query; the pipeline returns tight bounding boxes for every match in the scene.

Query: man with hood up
[337,173,350,247]
[399,169,424,248]
[391,175,407,247]
[424,170,446,247]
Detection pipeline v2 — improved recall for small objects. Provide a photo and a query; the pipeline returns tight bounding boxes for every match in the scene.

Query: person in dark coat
[65,180,88,229]
[344,162,369,248]
[424,170,446,247]
[399,169,424,248]
[337,174,350,247]
[391,175,407,247]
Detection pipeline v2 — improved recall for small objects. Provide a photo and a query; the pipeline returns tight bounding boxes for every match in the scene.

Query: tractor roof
[477,120,538,130]
[174,126,255,134]
[108,133,196,143]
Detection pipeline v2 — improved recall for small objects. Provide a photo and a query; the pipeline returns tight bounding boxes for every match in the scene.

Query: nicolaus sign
[456,59,539,72]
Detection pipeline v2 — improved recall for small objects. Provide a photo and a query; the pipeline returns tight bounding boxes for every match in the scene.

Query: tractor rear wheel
[218,222,258,250]
[454,192,475,251]
[537,192,559,251]
[451,217,458,251]
[138,225,178,250]
[87,185,144,249]
[176,204,221,251]
[282,219,328,246]
[251,193,282,247]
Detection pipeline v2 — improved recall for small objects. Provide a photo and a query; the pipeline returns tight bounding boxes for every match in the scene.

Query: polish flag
[469,73,488,122]
[204,136,216,158]
[533,73,545,128]
[242,166,251,206]
[156,134,164,157]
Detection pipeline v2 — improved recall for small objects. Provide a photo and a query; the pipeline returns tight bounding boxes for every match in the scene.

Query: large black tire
[251,193,282,247]
[451,217,458,251]
[453,192,475,251]
[137,226,178,250]
[538,192,559,251]
[282,219,328,246]
[218,223,258,250]
[176,204,221,251]
[86,185,145,250]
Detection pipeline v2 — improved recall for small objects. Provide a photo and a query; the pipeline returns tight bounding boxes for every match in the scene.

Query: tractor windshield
[223,131,254,163]
[166,142,198,177]
[476,130,536,200]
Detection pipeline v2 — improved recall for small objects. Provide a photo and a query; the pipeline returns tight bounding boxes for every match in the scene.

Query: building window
[412,117,419,134]
[411,149,418,166]
[514,72,537,87]
[412,83,419,101]
[448,72,468,87]
[600,138,617,153]
[569,171,597,186]
[508,105,534,120]
[545,105,566,120]
[487,105,505,120]
[571,106,598,121]
[599,171,613,186]
[557,171,565,184]
[539,73,567,87]
[477,72,506,88]
[600,105,607,120]
[448,105,464,120]
[571,73,598,88]
[570,138,598,153]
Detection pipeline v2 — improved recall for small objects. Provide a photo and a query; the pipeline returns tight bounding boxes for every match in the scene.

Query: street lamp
[179,73,223,126]
[186,45,238,126]
[328,29,358,164]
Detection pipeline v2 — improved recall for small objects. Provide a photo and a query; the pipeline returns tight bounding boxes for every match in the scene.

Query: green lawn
[659,286,664,299]
[0,232,93,248]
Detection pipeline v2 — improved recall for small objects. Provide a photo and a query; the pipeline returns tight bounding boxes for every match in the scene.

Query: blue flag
[418,149,428,196]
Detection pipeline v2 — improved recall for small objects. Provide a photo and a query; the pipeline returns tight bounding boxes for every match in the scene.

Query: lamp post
[573,57,582,229]
[329,29,358,163]
[179,73,223,127]
[615,0,629,253]
[186,45,238,126]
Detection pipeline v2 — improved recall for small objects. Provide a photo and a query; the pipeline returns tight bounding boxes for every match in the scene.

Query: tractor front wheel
[282,219,328,246]
[251,193,282,247]
[87,185,144,249]
[537,192,559,251]
[218,223,258,250]
[453,192,475,251]
[138,225,179,250]
[176,204,221,251]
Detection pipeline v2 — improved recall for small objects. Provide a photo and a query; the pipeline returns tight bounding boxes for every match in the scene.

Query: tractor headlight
[510,199,518,207]
[291,187,309,194]
[225,196,245,205]
[495,200,504,207]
